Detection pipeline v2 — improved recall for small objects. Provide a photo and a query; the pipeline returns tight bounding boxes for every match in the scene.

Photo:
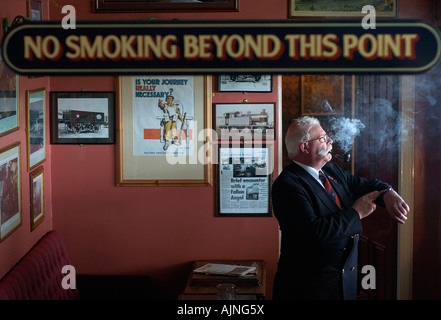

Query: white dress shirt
[293,160,326,189]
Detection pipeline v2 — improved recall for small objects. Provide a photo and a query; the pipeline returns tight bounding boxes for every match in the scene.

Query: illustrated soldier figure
[158,91,184,150]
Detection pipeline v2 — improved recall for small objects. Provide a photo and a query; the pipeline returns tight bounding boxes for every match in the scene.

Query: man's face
[306,125,333,165]
[166,96,173,104]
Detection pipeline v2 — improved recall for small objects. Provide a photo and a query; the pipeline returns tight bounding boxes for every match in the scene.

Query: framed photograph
[0,142,22,242]
[26,88,46,171]
[94,0,239,12]
[215,145,272,217]
[0,53,19,137]
[116,75,212,186]
[301,75,344,116]
[27,0,42,21]
[214,103,275,141]
[218,75,272,92]
[290,0,397,18]
[50,92,115,144]
[30,166,44,231]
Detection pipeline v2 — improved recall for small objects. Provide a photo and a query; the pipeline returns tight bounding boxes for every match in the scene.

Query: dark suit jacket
[272,161,390,300]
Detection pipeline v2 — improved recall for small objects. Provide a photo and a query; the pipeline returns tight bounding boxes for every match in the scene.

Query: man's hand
[352,190,386,220]
[383,189,409,224]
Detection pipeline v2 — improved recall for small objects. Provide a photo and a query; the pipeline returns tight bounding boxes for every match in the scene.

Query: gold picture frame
[30,166,44,231]
[301,75,344,116]
[116,75,213,186]
[290,0,397,18]
[0,142,22,242]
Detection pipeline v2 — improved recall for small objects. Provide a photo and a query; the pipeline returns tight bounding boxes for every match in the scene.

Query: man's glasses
[304,134,330,143]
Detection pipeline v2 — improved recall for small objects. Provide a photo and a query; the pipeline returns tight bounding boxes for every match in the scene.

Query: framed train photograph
[50,92,115,144]
[0,53,19,137]
[214,103,275,142]
[217,75,272,92]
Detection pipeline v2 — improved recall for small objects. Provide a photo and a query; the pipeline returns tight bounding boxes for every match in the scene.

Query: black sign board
[2,20,440,75]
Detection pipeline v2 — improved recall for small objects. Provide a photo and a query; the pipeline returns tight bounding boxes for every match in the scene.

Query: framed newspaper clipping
[215,144,273,217]
[116,75,213,186]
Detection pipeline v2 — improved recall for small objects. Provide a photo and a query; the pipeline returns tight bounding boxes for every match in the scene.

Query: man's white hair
[285,116,321,159]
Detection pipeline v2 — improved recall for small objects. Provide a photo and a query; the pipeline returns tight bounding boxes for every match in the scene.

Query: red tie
[319,170,341,209]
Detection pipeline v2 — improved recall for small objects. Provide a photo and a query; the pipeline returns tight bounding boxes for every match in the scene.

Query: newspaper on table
[219,147,271,215]
[193,263,257,277]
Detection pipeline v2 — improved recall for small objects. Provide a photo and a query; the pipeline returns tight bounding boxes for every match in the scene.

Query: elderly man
[272,116,409,300]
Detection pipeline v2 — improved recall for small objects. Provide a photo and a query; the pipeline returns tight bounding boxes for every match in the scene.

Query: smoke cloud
[325,97,415,160]
[328,117,365,153]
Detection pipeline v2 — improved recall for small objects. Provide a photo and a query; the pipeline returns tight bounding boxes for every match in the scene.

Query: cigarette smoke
[328,117,365,153]
[326,98,414,156]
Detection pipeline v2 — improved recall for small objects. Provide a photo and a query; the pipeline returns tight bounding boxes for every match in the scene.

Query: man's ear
[299,142,308,153]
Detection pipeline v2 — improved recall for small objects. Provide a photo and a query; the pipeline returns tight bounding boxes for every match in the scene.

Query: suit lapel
[287,163,340,212]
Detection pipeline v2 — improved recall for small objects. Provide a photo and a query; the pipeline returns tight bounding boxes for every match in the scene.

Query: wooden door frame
[277,75,414,299]
[397,75,415,300]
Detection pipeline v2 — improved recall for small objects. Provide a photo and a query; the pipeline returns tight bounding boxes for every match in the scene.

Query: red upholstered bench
[0,230,79,300]
[0,230,154,300]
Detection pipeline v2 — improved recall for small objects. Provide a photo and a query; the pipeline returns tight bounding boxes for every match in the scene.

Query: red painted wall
[0,0,53,278]
[48,0,285,299]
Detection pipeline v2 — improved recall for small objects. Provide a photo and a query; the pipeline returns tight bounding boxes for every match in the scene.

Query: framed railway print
[30,166,44,231]
[215,145,273,217]
[0,142,22,242]
[26,88,46,171]
[218,75,272,92]
[214,103,275,142]
[50,92,115,144]
[116,75,213,186]
[0,52,19,137]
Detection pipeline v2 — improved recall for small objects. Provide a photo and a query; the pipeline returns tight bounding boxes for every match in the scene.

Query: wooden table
[181,260,266,300]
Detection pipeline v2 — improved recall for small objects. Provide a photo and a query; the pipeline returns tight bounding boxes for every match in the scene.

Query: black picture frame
[213,103,276,142]
[94,0,239,12]
[215,144,273,217]
[217,75,272,92]
[50,92,115,144]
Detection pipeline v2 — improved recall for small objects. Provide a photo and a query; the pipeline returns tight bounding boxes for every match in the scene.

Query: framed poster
[214,103,275,141]
[50,92,115,144]
[0,52,19,137]
[94,0,239,12]
[0,142,22,242]
[301,75,344,116]
[116,75,212,186]
[216,145,272,217]
[30,166,44,231]
[290,0,397,18]
[218,75,272,92]
[26,88,46,171]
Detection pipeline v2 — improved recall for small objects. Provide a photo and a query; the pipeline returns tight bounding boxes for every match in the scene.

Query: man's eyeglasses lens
[306,135,329,143]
